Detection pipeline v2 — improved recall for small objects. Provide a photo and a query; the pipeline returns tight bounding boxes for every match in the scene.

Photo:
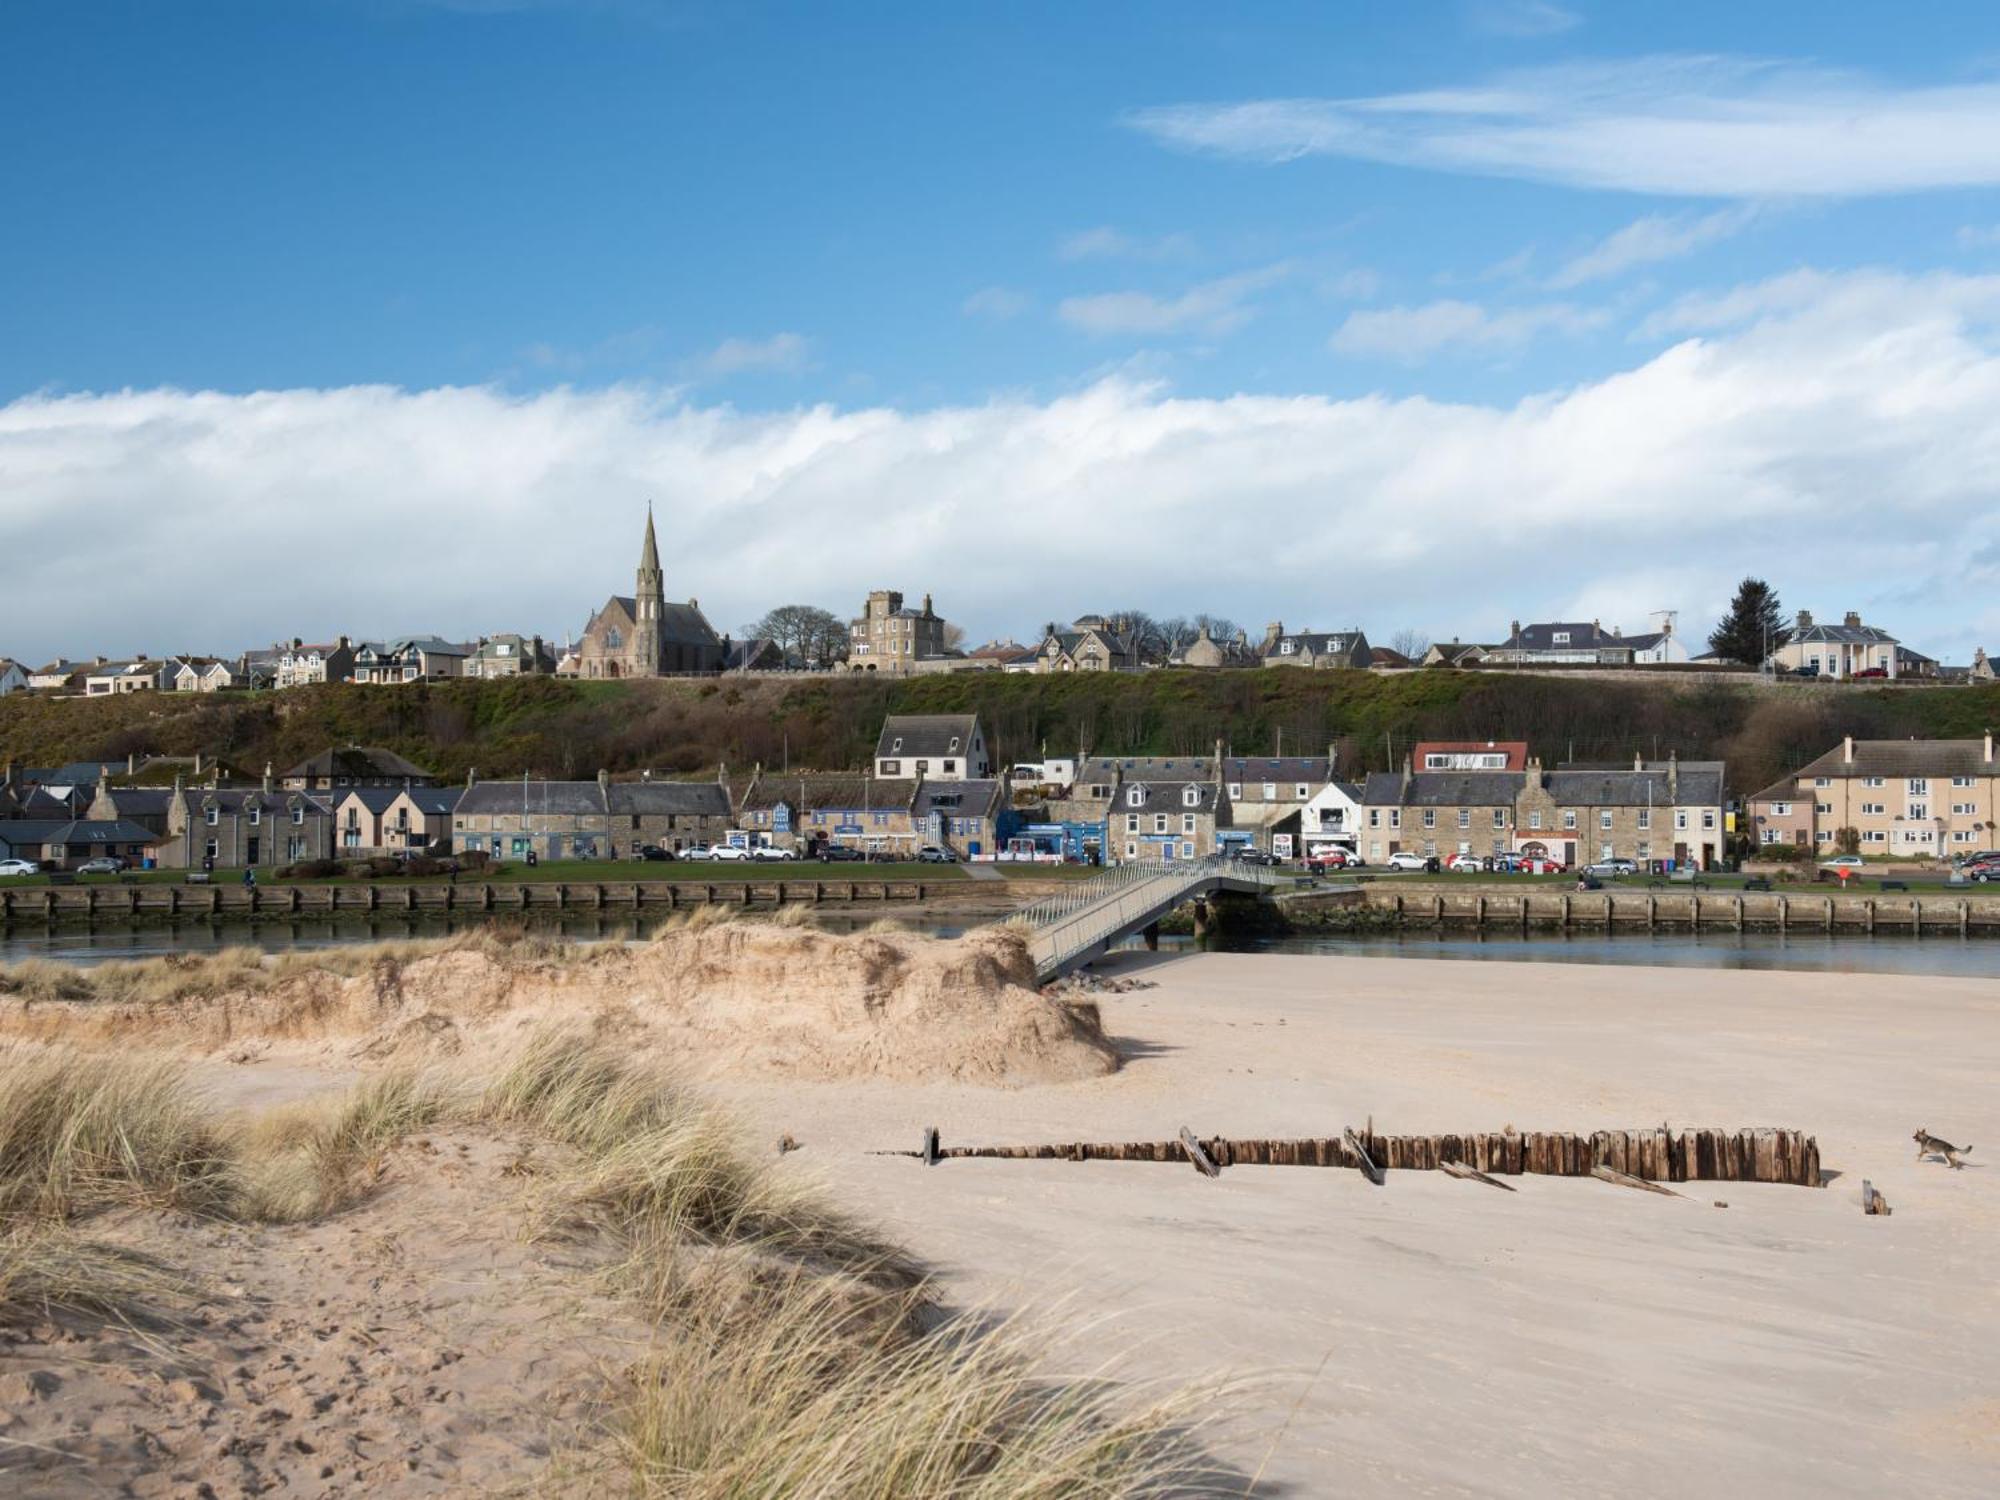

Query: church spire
[639,501,661,578]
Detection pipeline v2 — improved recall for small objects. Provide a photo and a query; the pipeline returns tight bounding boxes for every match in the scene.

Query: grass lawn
[0,859,964,890]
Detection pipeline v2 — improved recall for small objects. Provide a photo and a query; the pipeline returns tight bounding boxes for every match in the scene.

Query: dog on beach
[1913,1129,1972,1169]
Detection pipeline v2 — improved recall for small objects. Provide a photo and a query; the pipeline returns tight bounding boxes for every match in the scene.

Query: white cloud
[1329,268,1382,300]
[1126,57,2000,197]
[1058,265,1290,336]
[1330,298,1607,359]
[1548,206,1755,288]
[5,267,2000,665]
[686,332,810,377]
[1465,0,1579,38]
[1957,224,2000,250]
[962,286,1032,320]
[1057,227,1197,262]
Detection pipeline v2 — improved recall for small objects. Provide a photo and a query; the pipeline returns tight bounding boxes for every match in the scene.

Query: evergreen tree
[1708,578,1789,665]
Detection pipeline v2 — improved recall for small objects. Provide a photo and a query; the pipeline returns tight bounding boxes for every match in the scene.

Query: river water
[4,912,1998,978]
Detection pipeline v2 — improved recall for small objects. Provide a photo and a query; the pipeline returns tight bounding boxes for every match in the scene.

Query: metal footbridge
[1015,855,1295,983]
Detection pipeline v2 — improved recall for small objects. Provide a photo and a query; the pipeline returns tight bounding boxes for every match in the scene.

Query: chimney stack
[1843,735,1855,765]
[467,767,478,788]
[597,769,610,798]
[1797,609,1813,632]
[261,761,273,794]
[1844,610,1862,630]
[1986,729,1994,765]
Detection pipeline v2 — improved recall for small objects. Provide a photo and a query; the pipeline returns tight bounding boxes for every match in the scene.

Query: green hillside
[3,670,1995,795]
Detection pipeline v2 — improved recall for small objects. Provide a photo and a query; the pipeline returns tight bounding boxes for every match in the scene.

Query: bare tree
[941,621,968,652]
[752,604,847,669]
[1389,627,1431,660]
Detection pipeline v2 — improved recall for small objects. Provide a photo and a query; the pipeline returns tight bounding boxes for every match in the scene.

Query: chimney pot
[1843,735,1854,765]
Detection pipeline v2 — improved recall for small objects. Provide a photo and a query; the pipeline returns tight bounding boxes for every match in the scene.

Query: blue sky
[6,1,2000,666]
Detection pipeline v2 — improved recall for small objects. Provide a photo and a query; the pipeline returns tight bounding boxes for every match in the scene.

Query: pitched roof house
[281,746,437,791]
[1259,625,1371,670]
[872,715,991,781]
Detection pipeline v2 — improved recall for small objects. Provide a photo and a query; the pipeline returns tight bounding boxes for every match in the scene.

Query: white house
[1301,780,1366,855]
[0,659,26,696]
[84,660,168,696]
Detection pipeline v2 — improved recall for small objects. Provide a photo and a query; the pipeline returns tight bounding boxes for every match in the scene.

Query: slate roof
[1783,739,1998,780]
[0,819,163,848]
[1361,772,1525,807]
[1077,756,1216,783]
[1220,757,1333,784]
[94,788,178,817]
[1110,781,1224,813]
[601,597,722,649]
[1544,769,1725,808]
[190,790,334,815]
[1499,622,1626,653]
[1792,620,1897,646]
[283,747,437,783]
[740,775,915,812]
[610,782,730,818]
[455,781,607,817]
[1263,631,1366,661]
[723,638,783,671]
[874,715,980,760]
[332,787,403,814]
[911,780,1004,819]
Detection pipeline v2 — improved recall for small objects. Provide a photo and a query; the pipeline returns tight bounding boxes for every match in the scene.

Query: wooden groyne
[1350,885,2000,937]
[898,1125,1823,1187]
[0,878,932,927]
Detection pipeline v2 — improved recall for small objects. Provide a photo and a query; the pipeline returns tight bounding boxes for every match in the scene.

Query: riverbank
[711,948,2000,1497]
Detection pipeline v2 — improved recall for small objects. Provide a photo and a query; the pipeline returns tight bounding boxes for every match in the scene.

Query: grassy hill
[3,670,1996,795]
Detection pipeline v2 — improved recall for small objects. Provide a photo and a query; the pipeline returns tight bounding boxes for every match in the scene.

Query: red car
[1516,856,1566,874]
[1853,667,1887,678]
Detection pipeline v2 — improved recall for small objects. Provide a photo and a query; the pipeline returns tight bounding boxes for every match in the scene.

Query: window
[1637,810,1650,830]
[1126,814,1139,833]
[1817,802,1833,814]
[1389,810,1400,829]
[915,760,930,775]
[1952,776,1975,788]
[1181,842,1195,858]
[1599,811,1613,831]
[1422,809,1436,829]
[1954,802,1977,816]
[1908,778,1929,795]
[1368,809,1380,828]
[1227,784,1242,799]
[1182,813,1195,834]
[204,838,218,861]
[1153,815,1167,834]
[1125,843,1136,859]
[1860,802,1883,815]
[1865,830,1888,844]
[1262,783,1277,800]
[292,806,304,825]
[1862,776,1884,788]
[205,807,219,826]
[1761,827,1780,845]
[248,806,260,826]
[1182,786,1200,807]
[1295,784,1309,799]
[1552,630,1570,644]
[1814,777,1831,787]
[1562,810,1577,830]
[1772,802,1791,816]
[1492,809,1505,829]
[1529,810,1543,830]
[1674,810,1688,830]
[1636,842,1651,860]
[1457,809,1470,829]
[942,760,956,774]
[1127,786,1143,807]
[880,760,901,776]
[1909,803,1928,821]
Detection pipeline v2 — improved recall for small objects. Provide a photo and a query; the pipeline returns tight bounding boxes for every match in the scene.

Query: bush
[456,849,491,872]
[401,856,443,877]
[277,859,340,880]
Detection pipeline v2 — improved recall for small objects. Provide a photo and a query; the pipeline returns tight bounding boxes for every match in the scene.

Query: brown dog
[1914,1129,1972,1169]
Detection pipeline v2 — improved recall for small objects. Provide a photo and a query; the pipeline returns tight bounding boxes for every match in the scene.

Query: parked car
[1515,857,1566,875]
[750,845,796,861]
[915,845,957,864]
[817,845,865,862]
[1488,853,1521,874]
[1583,858,1637,877]
[0,858,40,878]
[1306,850,1358,873]
[635,845,675,862]
[1233,849,1282,867]
[703,844,752,862]
[1853,667,1887,678]
[75,856,126,875]
[1385,851,1431,872]
[1964,857,2000,883]
[1819,855,1866,871]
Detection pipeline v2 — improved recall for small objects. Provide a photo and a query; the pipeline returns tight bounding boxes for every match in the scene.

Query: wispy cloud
[1464,0,1579,38]
[1058,265,1290,337]
[1958,224,2000,250]
[1330,298,1607,360]
[686,332,810,377]
[962,286,1032,320]
[1126,58,2000,197]
[1548,206,1756,288]
[1057,226,1197,262]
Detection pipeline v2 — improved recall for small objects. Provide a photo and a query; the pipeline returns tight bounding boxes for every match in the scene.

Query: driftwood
[1344,1128,1384,1186]
[922,1126,940,1167]
[1591,1164,1685,1198]
[879,1126,1823,1187]
[1178,1127,1220,1179]
[1439,1158,1516,1191]
[1862,1179,1891,1216]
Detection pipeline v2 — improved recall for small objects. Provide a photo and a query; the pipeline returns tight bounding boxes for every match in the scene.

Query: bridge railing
[1018,855,1289,978]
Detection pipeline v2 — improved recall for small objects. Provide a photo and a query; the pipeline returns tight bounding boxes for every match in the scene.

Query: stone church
[574,509,723,677]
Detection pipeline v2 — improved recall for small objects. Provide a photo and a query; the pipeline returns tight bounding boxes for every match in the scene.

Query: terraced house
[739,773,919,856]
[1052,754,1235,863]
[164,774,335,870]
[451,772,732,861]
[1746,734,1999,858]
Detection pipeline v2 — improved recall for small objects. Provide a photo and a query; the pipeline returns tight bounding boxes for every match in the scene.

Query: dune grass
[0,1031,1217,1496]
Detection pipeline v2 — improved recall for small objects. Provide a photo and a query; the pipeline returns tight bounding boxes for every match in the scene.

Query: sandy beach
[715,949,2000,1498]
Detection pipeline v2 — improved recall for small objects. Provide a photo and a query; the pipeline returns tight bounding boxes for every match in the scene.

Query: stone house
[1172,624,1256,669]
[276,638,356,688]
[350,638,470,684]
[1517,758,1725,869]
[845,590,948,675]
[1106,778,1231,862]
[1034,617,1141,673]
[1766,611,1903,678]
[282,747,437,792]
[165,779,335,870]
[1744,734,1999,860]
[1359,769,1522,864]
[1259,626,1371,670]
[466,634,556,679]
[1219,754,1337,854]
[873,714,991,781]
[28,659,88,691]
[1421,641,1494,668]
[1487,621,1640,666]
[451,773,732,861]
[911,779,1013,859]
[168,656,242,692]
[0,819,164,871]
[739,772,918,856]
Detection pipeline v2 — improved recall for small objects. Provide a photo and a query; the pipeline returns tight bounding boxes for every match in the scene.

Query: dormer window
[1127,786,1144,807]
[205,807,219,826]
[948,737,960,752]
[1280,640,1295,654]
[1182,786,1200,807]
[892,738,903,753]
[248,806,261,826]
[1552,631,1570,645]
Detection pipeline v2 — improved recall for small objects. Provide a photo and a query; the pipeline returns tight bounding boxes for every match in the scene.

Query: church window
[606,628,622,649]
